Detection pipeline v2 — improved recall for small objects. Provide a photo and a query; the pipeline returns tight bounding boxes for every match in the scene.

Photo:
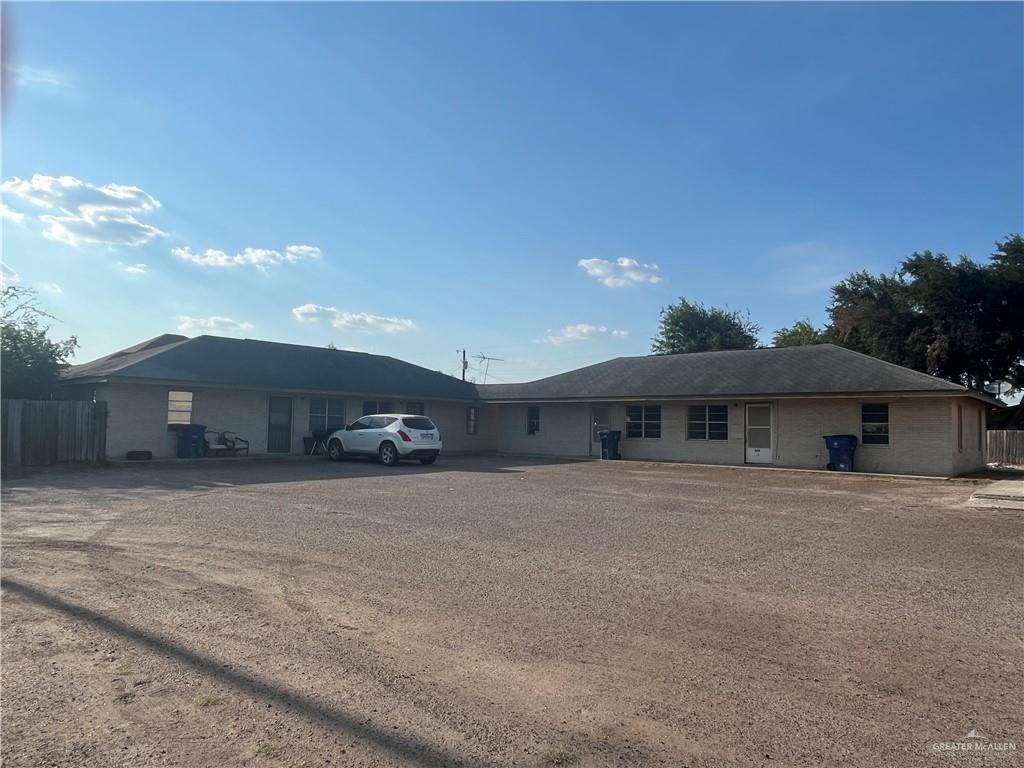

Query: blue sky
[2,2,1021,384]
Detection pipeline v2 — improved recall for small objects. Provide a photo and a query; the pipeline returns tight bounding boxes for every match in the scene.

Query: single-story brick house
[62,334,996,476]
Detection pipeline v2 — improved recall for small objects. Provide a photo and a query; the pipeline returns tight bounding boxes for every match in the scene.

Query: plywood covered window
[167,391,193,425]
[861,403,889,445]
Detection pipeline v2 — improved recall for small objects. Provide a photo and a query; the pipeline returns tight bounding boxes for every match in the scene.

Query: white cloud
[174,244,322,269]
[536,323,629,345]
[6,65,70,89]
[37,282,63,294]
[0,174,164,247]
[0,203,25,223]
[578,257,662,288]
[116,261,147,275]
[1,264,20,288]
[176,315,254,337]
[292,304,416,334]
[285,244,322,261]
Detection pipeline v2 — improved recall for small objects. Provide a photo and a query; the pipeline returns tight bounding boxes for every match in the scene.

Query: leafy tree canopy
[828,235,1024,392]
[1,286,79,400]
[772,318,831,348]
[652,299,760,354]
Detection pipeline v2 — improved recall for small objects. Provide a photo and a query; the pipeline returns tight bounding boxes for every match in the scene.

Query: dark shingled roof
[66,336,991,405]
[477,344,981,401]
[64,335,479,401]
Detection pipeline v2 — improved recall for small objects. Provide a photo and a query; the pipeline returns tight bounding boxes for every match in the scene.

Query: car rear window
[402,417,436,430]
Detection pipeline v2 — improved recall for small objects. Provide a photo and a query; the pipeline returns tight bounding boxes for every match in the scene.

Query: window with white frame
[687,405,728,440]
[167,391,193,425]
[309,398,346,434]
[861,403,890,445]
[626,405,661,438]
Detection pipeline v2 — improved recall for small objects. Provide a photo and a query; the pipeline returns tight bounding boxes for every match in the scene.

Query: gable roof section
[477,344,983,401]
[64,335,479,401]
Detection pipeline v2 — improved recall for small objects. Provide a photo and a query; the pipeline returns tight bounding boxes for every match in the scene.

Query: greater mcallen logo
[932,728,1017,753]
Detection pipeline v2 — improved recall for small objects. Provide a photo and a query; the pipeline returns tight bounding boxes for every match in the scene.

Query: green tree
[652,299,760,354]
[828,235,1024,392]
[772,318,830,347]
[1,286,79,399]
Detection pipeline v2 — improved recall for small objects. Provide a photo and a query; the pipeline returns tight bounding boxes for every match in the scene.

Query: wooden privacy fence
[987,430,1024,466]
[1,399,108,467]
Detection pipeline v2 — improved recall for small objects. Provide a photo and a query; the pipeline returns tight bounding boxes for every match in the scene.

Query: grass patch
[112,659,131,675]
[194,695,222,707]
[542,750,578,766]
[255,741,278,757]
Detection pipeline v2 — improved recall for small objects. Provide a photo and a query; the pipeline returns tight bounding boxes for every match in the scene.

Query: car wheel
[378,441,399,466]
[419,455,437,465]
[327,439,344,461]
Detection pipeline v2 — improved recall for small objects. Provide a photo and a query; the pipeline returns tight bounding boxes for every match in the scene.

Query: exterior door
[267,396,293,453]
[590,407,610,456]
[745,403,772,464]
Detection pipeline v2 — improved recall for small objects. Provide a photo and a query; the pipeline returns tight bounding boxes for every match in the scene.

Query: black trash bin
[176,424,207,458]
[823,434,858,471]
[599,430,622,460]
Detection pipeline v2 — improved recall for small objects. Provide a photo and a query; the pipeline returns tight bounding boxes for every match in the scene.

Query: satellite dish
[984,381,1012,395]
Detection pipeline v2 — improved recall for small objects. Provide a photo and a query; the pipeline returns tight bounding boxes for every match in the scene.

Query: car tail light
[397,430,412,442]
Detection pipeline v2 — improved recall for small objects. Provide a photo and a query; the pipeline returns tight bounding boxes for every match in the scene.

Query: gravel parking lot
[2,456,1021,767]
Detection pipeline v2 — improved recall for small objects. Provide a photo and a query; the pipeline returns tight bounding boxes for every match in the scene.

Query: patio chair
[221,431,249,457]
[204,429,229,458]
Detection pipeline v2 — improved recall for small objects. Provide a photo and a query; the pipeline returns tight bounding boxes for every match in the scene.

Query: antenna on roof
[473,353,504,384]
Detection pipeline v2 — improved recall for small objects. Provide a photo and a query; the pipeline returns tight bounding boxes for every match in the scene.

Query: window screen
[363,401,395,416]
[405,402,425,415]
[861,403,889,445]
[687,405,728,440]
[466,406,478,435]
[627,405,661,438]
[167,391,193,425]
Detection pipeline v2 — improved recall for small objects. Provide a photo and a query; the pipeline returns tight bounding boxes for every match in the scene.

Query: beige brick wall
[775,397,963,476]
[96,383,479,459]
[489,396,984,476]
[492,402,593,456]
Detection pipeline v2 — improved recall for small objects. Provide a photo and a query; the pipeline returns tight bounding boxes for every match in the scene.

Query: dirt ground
[2,456,1021,767]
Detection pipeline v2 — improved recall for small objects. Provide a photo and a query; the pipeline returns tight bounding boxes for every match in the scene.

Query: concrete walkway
[968,479,1024,510]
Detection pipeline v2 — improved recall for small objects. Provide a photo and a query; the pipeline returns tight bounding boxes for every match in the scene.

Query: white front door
[590,407,610,456]
[745,403,773,464]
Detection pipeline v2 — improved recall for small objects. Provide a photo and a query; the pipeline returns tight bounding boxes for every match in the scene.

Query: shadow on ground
[0,454,585,493]
[1,578,495,768]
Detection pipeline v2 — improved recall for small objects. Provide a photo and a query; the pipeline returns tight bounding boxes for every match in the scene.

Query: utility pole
[457,349,468,381]
[473,353,504,384]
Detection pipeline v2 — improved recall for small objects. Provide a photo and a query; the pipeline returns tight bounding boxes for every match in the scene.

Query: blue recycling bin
[599,430,622,460]
[823,434,858,471]
[176,424,207,458]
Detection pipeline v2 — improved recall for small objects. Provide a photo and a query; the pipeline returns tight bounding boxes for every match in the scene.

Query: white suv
[326,414,442,466]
